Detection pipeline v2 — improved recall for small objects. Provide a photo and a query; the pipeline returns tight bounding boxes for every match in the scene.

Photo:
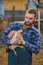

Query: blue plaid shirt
[1,22,42,55]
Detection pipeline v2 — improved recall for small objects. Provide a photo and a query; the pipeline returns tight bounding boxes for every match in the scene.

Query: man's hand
[18,36,25,45]
[7,31,16,39]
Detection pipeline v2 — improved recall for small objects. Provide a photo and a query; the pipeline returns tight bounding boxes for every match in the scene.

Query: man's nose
[25,18,29,21]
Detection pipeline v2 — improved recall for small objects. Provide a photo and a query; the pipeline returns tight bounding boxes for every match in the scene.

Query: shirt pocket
[28,32,36,45]
[22,31,29,42]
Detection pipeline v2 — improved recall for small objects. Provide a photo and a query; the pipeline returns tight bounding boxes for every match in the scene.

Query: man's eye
[26,17,33,20]
[26,17,28,18]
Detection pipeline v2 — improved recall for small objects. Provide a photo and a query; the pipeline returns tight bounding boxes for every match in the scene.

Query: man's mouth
[25,22,31,26]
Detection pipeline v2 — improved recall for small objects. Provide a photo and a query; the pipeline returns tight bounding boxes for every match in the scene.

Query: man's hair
[26,9,36,17]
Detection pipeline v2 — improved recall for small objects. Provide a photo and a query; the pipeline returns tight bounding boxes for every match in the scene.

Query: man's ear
[34,16,36,22]
[35,16,36,20]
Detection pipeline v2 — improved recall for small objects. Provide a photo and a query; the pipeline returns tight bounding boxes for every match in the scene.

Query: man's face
[25,13,36,26]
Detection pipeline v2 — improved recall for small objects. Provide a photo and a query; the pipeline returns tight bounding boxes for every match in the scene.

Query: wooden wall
[4,0,27,11]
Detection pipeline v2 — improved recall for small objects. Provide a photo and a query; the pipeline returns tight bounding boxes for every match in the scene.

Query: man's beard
[24,21,34,26]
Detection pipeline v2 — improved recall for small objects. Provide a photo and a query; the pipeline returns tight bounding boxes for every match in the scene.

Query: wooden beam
[38,9,40,33]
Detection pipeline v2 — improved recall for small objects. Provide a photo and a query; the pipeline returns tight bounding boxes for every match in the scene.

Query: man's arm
[1,23,17,46]
[21,33,42,55]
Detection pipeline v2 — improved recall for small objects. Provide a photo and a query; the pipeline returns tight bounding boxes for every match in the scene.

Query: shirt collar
[20,21,34,30]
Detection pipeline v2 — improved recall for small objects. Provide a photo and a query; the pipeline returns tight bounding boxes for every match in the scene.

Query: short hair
[26,9,36,17]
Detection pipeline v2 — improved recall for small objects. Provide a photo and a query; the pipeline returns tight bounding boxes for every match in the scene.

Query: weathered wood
[0,20,9,31]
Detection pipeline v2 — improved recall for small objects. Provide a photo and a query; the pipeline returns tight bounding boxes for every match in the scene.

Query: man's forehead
[25,13,35,18]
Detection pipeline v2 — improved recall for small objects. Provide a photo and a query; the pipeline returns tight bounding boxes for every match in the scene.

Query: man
[1,9,42,65]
